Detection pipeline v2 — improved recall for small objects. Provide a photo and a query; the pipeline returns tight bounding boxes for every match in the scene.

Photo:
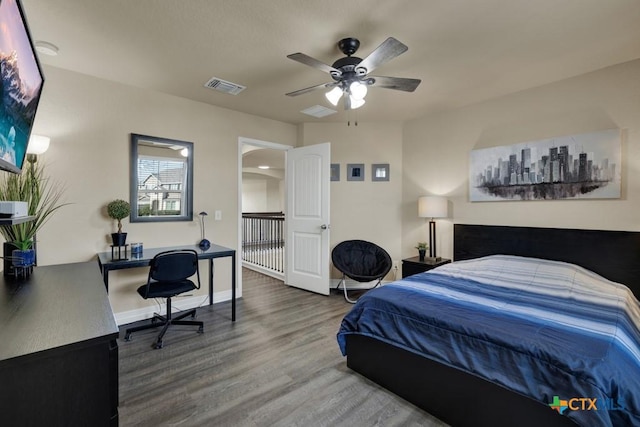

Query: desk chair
[332,240,392,304]
[124,249,204,349]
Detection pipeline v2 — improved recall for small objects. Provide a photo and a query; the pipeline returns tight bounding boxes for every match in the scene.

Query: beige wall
[402,59,640,261]
[299,122,404,279]
[16,57,640,312]
[27,65,296,314]
[242,175,283,212]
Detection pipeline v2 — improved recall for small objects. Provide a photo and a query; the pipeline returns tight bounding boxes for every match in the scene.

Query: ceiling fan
[286,37,421,110]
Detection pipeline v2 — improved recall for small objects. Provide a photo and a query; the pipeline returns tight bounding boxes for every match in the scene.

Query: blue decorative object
[198,211,210,250]
[11,248,35,278]
[131,242,143,255]
[12,248,35,267]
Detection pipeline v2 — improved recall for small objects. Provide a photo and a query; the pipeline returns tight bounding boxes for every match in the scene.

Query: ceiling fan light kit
[325,86,343,106]
[324,82,368,109]
[286,36,421,112]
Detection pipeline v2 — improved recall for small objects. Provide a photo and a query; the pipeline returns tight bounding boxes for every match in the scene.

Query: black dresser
[0,262,119,426]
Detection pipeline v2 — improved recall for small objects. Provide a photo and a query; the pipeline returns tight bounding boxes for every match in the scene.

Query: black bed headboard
[454,224,640,295]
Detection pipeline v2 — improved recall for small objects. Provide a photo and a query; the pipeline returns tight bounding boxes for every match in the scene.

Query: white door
[285,143,330,295]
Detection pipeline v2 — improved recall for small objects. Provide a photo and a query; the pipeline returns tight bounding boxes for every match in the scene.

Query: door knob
[320,224,330,230]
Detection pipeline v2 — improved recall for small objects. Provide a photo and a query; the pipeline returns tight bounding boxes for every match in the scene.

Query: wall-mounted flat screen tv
[0,0,45,174]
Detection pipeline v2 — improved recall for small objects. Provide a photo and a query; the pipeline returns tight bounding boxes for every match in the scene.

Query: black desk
[97,244,237,321]
[0,262,120,426]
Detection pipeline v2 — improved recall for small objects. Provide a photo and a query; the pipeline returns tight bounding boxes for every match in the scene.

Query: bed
[337,224,640,427]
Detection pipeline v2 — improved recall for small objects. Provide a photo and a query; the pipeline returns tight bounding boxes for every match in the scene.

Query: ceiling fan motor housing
[331,56,363,82]
[338,37,360,56]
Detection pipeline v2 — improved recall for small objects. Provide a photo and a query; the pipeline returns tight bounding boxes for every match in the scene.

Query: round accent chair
[331,239,393,303]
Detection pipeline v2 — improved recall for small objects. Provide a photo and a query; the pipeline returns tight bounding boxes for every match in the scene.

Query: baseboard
[114,289,233,326]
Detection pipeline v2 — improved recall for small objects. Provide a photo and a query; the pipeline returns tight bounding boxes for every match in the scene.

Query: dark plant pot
[3,242,18,276]
[111,232,127,246]
[418,249,426,261]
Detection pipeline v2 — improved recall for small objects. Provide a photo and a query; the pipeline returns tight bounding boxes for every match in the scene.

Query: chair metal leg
[337,275,358,304]
[124,321,163,341]
[125,297,204,348]
[338,275,383,304]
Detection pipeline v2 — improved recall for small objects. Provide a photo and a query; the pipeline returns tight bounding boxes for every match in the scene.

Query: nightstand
[402,256,451,278]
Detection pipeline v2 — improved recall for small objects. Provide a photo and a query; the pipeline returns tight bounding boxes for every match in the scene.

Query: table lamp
[198,211,211,250]
[418,196,448,261]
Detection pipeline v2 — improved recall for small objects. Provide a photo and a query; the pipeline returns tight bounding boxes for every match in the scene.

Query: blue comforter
[337,255,640,427]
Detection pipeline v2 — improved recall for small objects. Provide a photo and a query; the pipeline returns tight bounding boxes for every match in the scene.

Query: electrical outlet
[214,210,222,220]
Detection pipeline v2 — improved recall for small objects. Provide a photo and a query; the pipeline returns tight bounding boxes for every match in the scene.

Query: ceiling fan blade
[285,82,334,97]
[287,53,341,76]
[368,76,421,92]
[355,37,408,75]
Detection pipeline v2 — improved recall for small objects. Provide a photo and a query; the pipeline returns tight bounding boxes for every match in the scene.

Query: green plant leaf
[0,161,69,248]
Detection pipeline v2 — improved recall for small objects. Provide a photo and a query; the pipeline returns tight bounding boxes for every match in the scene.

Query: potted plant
[415,242,428,261]
[107,199,131,246]
[0,161,67,275]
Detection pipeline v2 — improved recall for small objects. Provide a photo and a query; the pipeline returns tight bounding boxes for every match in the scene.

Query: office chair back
[138,249,201,299]
[150,249,199,283]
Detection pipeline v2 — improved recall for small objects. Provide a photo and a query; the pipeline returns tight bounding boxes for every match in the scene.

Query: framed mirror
[130,133,193,222]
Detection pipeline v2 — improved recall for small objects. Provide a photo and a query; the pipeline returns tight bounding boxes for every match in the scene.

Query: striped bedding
[337,255,640,427]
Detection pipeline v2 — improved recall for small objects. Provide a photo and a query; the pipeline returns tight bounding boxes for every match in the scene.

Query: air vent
[301,105,337,118]
[204,77,246,95]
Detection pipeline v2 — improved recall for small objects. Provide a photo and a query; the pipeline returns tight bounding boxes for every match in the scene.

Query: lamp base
[198,239,210,250]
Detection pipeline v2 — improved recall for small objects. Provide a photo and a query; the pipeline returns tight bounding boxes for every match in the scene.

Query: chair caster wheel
[198,327,204,334]
[154,341,163,349]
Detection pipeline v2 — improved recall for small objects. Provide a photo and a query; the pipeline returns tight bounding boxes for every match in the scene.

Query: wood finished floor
[118,269,448,427]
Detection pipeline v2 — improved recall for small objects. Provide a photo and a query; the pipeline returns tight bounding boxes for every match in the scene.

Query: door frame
[238,137,294,295]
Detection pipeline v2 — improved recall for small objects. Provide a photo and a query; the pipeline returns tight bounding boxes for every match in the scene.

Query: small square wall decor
[372,163,390,181]
[331,163,340,181]
[347,163,365,181]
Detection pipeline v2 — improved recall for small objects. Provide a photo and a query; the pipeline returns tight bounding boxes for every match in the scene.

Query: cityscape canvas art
[469,129,621,202]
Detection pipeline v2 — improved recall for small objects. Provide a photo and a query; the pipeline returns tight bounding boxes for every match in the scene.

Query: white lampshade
[26,134,50,155]
[418,196,448,218]
[349,81,368,100]
[349,96,365,109]
[325,86,343,106]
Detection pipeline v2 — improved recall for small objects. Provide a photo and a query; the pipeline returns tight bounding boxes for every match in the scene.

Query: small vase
[418,249,426,261]
[12,249,35,268]
[10,248,35,278]
[3,243,36,277]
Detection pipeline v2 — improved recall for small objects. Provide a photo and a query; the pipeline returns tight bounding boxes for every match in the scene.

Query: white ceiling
[22,0,640,125]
